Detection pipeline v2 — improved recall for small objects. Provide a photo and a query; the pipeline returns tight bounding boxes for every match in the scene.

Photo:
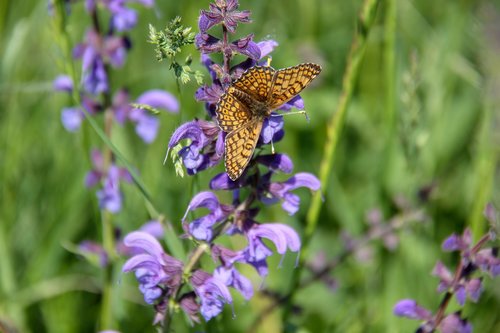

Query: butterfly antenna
[272,110,309,122]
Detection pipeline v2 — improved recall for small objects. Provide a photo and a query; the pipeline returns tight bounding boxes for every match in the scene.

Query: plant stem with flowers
[394,204,500,333]
[52,0,180,330]
[122,0,321,330]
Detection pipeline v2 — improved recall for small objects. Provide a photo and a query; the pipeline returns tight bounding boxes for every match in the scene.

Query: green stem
[469,102,496,238]
[87,7,118,329]
[163,243,209,332]
[0,218,27,331]
[100,210,116,329]
[282,0,381,323]
[381,0,397,179]
[384,0,396,136]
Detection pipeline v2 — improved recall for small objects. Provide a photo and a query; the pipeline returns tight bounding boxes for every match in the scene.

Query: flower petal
[61,107,84,132]
[257,40,278,58]
[135,114,159,143]
[136,90,179,113]
[393,299,432,320]
[53,75,73,92]
[123,231,167,265]
[255,154,293,174]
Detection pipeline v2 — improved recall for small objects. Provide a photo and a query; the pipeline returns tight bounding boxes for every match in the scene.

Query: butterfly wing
[215,86,253,133]
[224,119,263,180]
[232,66,276,103]
[268,63,322,109]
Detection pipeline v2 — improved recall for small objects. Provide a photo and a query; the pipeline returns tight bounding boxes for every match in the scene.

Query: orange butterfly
[215,63,321,180]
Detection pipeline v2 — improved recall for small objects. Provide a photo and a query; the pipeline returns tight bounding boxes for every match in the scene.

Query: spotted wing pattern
[215,86,253,133]
[232,66,276,103]
[224,120,263,181]
[216,62,322,180]
[269,63,322,109]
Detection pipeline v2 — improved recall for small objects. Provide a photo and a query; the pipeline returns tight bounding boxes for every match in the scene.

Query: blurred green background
[1,0,500,332]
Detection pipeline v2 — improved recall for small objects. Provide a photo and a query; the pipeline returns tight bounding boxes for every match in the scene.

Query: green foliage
[0,0,499,333]
[168,143,186,178]
[148,17,203,85]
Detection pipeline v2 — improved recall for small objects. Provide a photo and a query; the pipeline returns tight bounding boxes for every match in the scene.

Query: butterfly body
[215,63,322,180]
[231,88,271,118]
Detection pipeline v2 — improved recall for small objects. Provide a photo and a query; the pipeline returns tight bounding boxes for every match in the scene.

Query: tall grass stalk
[282,0,381,324]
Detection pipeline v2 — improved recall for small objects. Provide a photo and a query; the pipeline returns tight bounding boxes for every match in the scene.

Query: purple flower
[246,223,301,257]
[136,90,179,113]
[278,95,305,111]
[191,270,233,321]
[182,191,232,241]
[124,89,179,143]
[432,261,484,306]
[78,240,109,267]
[464,278,483,302]
[168,120,223,174]
[483,203,498,225]
[442,228,472,252]
[260,116,284,144]
[179,292,201,324]
[196,33,260,60]
[255,154,294,174]
[53,75,73,92]
[86,0,153,31]
[111,89,131,124]
[195,33,223,54]
[439,313,472,333]
[123,231,183,304]
[198,0,251,34]
[109,89,178,143]
[229,34,260,60]
[393,299,432,320]
[200,53,219,81]
[257,40,278,58]
[260,172,321,215]
[129,109,159,143]
[96,166,126,213]
[209,172,243,190]
[117,220,165,256]
[432,261,454,292]
[111,6,137,32]
[74,30,129,94]
[61,107,84,132]
[82,50,109,95]
[195,80,224,116]
[213,266,253,300]
[229,39,278,77]
[475,248,500,277]
[226,222,302,277]
[85,149,131,187]
[85,150,132,213]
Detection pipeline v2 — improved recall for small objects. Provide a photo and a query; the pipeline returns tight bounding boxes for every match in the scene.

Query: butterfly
[215,63,322,181]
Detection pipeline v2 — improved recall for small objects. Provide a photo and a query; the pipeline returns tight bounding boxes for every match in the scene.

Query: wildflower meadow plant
[54,0,178,214]
[47,0,500,331]
[121,0,321,326]
[394,204,500,333]
[52,0,178,330]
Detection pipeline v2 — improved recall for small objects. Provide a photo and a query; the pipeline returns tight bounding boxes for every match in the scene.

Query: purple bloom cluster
[85,149,132,213]
[54,0,179,213]
[123,231,183,305]
[393,206,500,332]
[123,0,321,325]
